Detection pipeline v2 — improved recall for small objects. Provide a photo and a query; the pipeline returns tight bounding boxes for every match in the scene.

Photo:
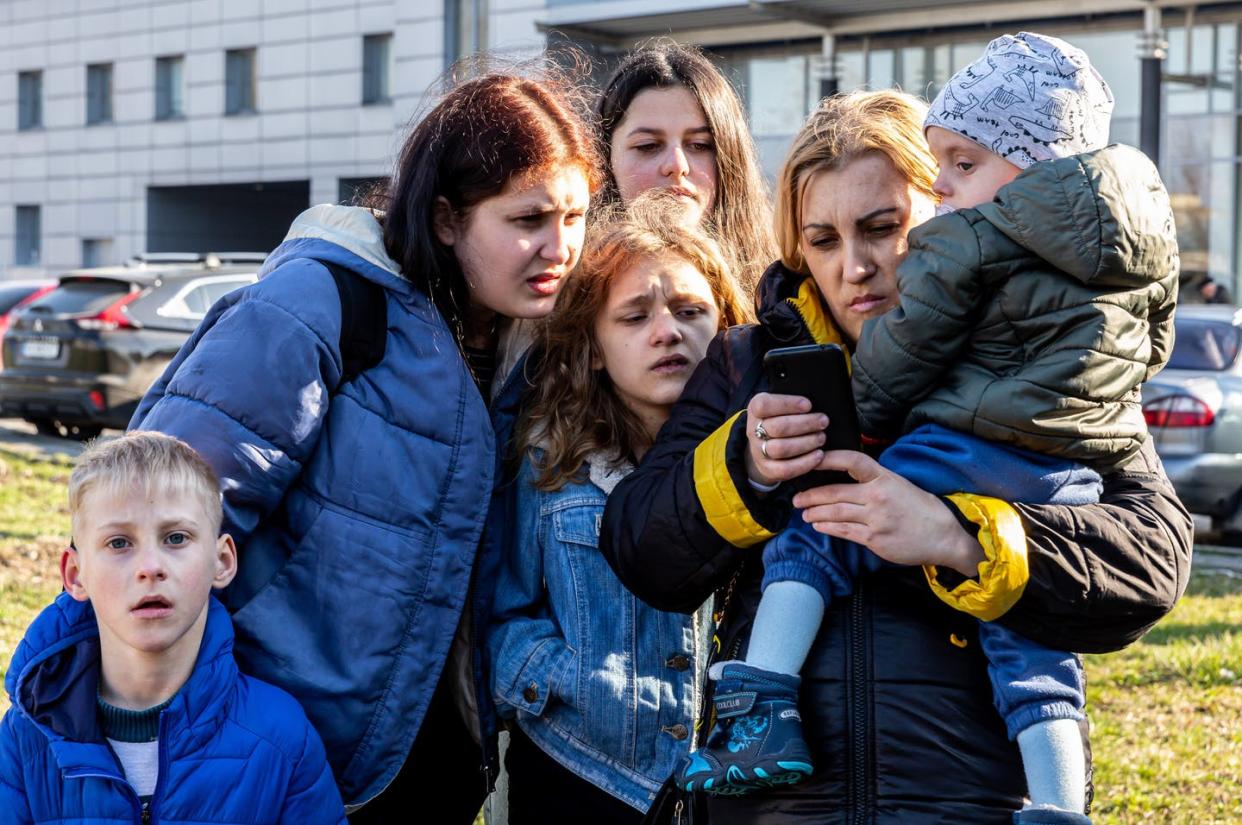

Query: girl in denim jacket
[486,194,754,822]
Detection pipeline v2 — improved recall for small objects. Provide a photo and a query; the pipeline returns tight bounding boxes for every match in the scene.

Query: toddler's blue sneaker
[679,661,813,796]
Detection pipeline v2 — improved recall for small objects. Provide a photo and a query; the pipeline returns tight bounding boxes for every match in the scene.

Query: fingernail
[820,415,829,427]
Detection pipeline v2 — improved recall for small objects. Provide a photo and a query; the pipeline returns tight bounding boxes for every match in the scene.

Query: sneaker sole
[684,759,814,796]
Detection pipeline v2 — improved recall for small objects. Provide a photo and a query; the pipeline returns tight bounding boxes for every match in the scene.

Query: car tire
[1216,496,1242,548]
[61,423,103,441]
[27,418,61,437]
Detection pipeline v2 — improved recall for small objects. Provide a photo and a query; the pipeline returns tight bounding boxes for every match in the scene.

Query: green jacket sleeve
[852,214,986,438]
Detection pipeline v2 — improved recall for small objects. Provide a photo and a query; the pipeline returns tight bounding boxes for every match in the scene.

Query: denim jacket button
[666,654,690,671]
[522,683,539,703]
[663,724,689,740]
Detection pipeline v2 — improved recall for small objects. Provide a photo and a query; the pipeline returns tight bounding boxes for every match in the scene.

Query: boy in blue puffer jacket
[0,432,346,824]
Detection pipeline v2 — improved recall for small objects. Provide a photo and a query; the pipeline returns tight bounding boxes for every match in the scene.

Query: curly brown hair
[517,193,755,491]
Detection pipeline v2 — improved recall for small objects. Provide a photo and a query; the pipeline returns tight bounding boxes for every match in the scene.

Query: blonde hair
[69,431,223,539]
[775,89,938,273]
[518,192,755,491]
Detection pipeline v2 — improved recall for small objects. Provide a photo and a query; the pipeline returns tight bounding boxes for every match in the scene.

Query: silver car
[1142,304,1242,538]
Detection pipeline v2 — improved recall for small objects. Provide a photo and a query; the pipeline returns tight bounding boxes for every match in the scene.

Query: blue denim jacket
[487,453,707,811]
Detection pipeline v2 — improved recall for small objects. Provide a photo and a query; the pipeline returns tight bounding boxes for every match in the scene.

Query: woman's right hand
[744,392,829,487]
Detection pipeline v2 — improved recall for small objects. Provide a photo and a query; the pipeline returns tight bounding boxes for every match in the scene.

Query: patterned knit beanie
[924,32,1115,169]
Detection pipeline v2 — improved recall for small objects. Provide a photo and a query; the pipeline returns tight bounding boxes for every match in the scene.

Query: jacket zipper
[848,579,873,825]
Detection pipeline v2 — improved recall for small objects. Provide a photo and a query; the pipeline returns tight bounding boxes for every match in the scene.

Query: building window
[444,0,487,67]
[86,63,113,125]
[225,48,256,115]
[18,70,42,130]
[362,33,392,104]
[155,55,185,120]
[82,238,113,268]
[15,206,40,266]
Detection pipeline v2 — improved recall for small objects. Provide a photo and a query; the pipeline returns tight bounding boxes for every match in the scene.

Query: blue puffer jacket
[0,594,345,824]
[130,206,497,807]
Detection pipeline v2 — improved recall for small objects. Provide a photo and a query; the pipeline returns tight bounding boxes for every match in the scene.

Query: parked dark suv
[0,253,262,438]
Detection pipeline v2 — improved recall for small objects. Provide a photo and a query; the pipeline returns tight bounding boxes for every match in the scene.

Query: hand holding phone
[757,344,861,492]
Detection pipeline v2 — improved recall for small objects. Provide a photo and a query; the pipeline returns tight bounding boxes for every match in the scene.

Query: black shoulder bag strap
[312,259,388,386]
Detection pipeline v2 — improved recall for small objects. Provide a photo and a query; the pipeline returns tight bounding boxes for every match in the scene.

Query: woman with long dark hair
[131,70,602,821]
[596,41,776,293]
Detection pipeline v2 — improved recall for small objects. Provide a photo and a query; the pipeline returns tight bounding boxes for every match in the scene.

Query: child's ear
[432,197,458,246]
[212,534,238,590]
[61,546,89,602]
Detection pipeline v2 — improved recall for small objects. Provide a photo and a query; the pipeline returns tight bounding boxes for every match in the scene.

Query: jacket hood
[974,143,1179,288]
[261,204,412,296]
[6,593,239,774]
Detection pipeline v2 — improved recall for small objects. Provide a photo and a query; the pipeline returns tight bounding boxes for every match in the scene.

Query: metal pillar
[819,33,839,99]
[1138,3,1167,163]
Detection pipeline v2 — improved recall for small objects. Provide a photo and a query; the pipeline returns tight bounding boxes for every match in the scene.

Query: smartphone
[761,343,861,491]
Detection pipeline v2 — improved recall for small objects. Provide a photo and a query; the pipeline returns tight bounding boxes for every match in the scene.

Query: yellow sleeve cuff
[692,412,775,548]
[923,493,1029,622]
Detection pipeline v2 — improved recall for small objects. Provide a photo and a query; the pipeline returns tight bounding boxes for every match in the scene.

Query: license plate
[19,338,60,359]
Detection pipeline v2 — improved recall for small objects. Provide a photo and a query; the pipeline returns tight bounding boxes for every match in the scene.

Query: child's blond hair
[68,431,223,538]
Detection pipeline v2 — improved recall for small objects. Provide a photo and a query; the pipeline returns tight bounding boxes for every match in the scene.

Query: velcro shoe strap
[713,690,757,719]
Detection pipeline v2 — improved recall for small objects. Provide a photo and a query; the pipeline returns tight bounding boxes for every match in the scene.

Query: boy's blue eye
[166,532,189,546]
[106,537,129,551]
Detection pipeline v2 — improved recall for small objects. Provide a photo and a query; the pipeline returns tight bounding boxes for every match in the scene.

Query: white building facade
[5,0,1242,297]
[0,0,548,277]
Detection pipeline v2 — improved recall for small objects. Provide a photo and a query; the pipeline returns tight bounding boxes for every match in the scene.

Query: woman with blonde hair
[485,192,752,823]
[601,89,1191,823]
[596,40,776,293]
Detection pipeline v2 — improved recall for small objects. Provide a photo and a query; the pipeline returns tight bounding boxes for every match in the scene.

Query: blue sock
[743,580,825,677]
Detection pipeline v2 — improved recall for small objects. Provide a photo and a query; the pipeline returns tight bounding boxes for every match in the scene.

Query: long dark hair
[382,71,603,341]
[596,40,775,294]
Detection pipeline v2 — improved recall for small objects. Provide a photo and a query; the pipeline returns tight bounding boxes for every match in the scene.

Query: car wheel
[1217,496,1242,547]
[27,418,62,437]
[62,423,104,441]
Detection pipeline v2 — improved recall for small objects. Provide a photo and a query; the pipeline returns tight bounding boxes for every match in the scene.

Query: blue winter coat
[130,206,497,806]
[0,594,346,824]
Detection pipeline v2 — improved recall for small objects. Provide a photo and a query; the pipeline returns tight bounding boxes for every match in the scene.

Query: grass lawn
[0,446,1238,823]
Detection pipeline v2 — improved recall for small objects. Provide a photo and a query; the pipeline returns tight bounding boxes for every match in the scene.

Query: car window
[0,285,40,314]
[200,278,251,307]
[24,280,131,315]
[156,275,255,321]
[1169,319,1241,370]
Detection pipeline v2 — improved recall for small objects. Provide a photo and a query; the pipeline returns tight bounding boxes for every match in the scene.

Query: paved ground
[0,418,98,460]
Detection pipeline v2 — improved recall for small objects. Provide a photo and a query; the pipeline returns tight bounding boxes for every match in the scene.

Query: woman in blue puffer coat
[130,71,602,820]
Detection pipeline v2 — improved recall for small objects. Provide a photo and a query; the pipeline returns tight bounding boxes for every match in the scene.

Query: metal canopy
[537,0,1211,45]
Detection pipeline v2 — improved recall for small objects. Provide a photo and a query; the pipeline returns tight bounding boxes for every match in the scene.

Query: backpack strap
[313,259,388,387]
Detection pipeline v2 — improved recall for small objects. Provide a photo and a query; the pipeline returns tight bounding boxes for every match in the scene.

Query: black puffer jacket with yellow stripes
[600,261,1193,824]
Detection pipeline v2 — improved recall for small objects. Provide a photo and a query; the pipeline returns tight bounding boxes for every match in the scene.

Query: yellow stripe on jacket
[693,412,775,547]
[924,493,1030,622]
